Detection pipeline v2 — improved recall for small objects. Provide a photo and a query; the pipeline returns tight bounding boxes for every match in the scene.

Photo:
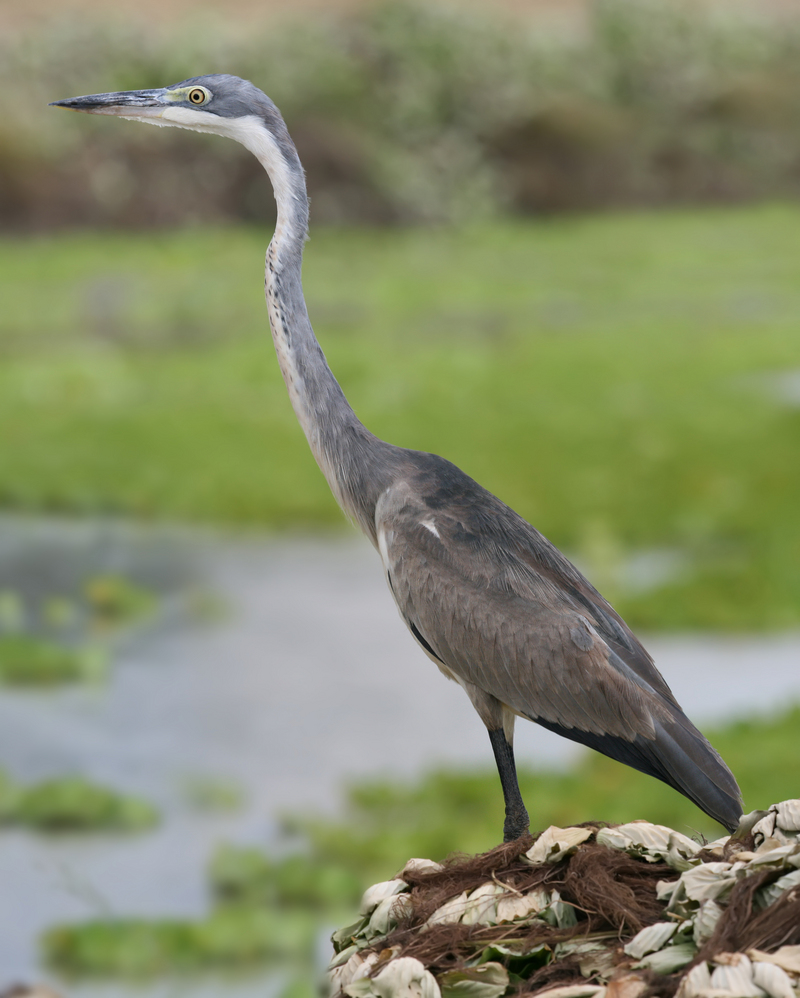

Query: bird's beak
[49,89,168,120]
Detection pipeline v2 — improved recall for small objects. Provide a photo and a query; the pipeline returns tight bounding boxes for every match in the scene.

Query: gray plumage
[52,75,743,838]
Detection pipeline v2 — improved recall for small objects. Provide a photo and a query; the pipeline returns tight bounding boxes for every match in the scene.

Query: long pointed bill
[49,90,168,120]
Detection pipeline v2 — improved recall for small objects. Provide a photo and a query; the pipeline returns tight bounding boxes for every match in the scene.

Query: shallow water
[0,517,798,992]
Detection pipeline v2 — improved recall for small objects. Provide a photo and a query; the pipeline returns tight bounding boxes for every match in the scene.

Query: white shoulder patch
[421,519,441,539]
[377,526,392,569]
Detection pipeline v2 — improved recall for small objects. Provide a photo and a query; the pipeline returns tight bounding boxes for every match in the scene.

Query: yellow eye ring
[188,88,207,105]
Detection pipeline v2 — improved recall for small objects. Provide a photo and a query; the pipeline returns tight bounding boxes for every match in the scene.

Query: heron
[52,75,743,840]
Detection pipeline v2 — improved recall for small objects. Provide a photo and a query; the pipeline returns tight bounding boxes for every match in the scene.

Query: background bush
[7,0,800,229]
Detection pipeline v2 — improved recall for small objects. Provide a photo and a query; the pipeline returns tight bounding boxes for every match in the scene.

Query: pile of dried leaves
[328,800,800,998]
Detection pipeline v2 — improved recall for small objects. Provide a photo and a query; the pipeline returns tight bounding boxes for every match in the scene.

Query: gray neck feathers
[245,107,395,538]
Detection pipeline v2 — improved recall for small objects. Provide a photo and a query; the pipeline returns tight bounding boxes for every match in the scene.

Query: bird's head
[50,74,296,162]
[52,74,308,238]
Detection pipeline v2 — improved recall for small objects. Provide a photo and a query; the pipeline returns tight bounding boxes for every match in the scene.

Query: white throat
[157,108,299,246]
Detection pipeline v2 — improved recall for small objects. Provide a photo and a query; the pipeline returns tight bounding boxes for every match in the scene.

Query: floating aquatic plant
[0,771,158,832]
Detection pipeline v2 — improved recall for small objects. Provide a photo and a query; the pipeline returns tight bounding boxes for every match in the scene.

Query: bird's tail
[534,710,743,832]
[643,713,743,833]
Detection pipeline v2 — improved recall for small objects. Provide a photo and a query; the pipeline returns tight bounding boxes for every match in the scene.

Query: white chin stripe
[158,106,226,134]
[111,105,230,135]
[84,106,165,120]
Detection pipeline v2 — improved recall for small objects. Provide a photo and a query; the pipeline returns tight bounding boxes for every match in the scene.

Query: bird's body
[52,75,743,838]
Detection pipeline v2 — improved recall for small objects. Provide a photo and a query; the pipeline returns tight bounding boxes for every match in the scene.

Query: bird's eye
[188,88,207,105]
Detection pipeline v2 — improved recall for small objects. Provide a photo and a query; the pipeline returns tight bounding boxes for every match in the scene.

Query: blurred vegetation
[2,206,799,629]
[0,574,155,685]
[210,845,362,911]
[43,908,317,977]
[83,574,155,628]
[0,634,105,685]
[7,0,800,227]
[181,775,245,812]
[41,703,799,977]
[0,770,158,831]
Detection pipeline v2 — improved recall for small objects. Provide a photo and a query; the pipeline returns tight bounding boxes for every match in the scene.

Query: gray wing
[375,478,672,742]
[374,461,742,830]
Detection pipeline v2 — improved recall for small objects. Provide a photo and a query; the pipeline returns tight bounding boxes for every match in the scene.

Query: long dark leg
[488,728,530,841]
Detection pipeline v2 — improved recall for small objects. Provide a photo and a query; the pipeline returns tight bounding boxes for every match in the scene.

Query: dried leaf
[333,917,370,951]
[360,880,409,916]
[423,884,508,930]
[549,889,578,928]
[675,961,712,998]
[656,879,679,901]
[749,844,800,868]
[757,836,788,855]
[399,858,444,878]
[345,957,441,998]
[751,961,796,998]
[748,946,800,975]
[337,952,381,993]
[425,891,470,928]
[754,801,800,847]
[693,899,724,946]
[438,962,509,998]
[679,862,739,902]
[482,941,550,959]
[597,822,699,867]
[710,953,762,997]
[624,921,677,959]
[730,850,760,863]
[345,981,374,998]
[495,888,549,923]
[460,882,504,926]
[633,942,696,975]
[579,947,617,980]
[664,878,690,918]
[525,825,594,865]
[529,986,605,998]
[756,868,800,909]
[604,973,648,998]
[555,937,602,955]
[367,893,412,938]
[775,800,800,833]
[330,944,360,971]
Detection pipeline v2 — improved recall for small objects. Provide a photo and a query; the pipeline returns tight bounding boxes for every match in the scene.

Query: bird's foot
[503,805,530,842]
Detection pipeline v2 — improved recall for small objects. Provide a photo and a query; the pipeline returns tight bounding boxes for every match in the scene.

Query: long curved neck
[233,114,393,539]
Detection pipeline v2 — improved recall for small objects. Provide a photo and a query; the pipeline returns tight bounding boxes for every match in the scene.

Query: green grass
[3,204,800,628]
[41,704,799,978]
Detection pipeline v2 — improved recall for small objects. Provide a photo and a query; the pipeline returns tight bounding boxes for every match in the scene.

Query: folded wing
[375,464,742,831]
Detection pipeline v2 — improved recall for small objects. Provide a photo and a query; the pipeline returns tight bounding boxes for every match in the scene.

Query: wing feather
[373,455,741,831]
[376,480,669,743]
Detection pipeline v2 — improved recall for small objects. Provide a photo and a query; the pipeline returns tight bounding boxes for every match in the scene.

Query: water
[0,517,798,991]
